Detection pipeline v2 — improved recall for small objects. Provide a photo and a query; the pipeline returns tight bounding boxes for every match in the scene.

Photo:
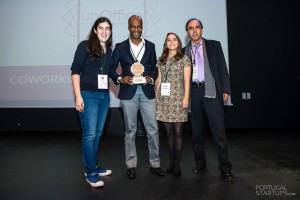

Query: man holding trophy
[111,15,165,179]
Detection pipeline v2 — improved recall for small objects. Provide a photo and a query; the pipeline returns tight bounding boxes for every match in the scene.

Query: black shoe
[221,170,235,182]
[127,168,136,179]
[166,166,174,173]
[149,167,165,176]
[173,168,181,177]
[192,164,206,173]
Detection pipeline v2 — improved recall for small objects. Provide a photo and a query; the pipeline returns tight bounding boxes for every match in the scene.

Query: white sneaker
[86,173,104,187]
[96,166,112,176]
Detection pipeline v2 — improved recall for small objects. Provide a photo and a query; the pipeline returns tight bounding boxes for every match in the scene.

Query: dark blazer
[111,39,158,100]
[183,38,231,100]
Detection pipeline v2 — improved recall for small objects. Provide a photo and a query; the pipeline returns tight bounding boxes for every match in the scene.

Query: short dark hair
[185,18,203,30]
[128,15,143,26]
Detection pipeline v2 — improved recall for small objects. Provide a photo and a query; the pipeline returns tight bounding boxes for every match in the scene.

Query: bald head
[128,15,143,26]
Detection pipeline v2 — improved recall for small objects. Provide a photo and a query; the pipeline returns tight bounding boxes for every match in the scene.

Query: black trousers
[189,84,232,171]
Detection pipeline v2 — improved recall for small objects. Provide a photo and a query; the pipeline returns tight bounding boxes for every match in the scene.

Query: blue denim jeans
[78,91,110,175]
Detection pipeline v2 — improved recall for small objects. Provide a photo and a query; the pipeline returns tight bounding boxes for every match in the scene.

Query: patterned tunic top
[156,55,191,122]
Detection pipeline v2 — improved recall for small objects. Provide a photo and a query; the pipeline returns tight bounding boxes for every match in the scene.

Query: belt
[192,81,205,86]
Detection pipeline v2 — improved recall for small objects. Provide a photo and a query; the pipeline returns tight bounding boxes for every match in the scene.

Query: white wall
[0,0,228,107]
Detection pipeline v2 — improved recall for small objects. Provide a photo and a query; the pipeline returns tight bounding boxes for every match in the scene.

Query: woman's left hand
[182,98,189,109]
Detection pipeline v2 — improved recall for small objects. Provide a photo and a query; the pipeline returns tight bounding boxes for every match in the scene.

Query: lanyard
[164,58,174,82]
[130,43,144,63]
[99,54,106,74]
[191,43,201,65]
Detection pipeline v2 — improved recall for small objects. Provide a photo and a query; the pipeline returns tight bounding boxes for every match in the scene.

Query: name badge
[161,82,170,96]
[98,74,108,89]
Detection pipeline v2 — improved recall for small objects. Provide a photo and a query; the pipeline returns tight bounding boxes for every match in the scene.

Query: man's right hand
[120,76,133,85]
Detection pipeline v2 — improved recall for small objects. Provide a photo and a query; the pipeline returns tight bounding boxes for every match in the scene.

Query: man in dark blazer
[110,15,165,179]
[183,18,234,181]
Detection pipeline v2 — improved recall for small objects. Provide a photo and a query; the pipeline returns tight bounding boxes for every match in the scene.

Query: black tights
[163,122,184,171]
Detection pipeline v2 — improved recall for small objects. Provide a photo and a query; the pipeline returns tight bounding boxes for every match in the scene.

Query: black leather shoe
[127,168,136,179]
[166,166,173,173]
[221,170,235,182]
[173,168,181,177]
[166,168,173,173]
[149,167,165,176]
[192,164,206,173]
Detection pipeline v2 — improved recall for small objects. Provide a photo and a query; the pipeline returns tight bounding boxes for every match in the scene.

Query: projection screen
[0,0,229,108]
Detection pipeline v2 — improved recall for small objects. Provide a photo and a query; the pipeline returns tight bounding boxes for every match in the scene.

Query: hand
[223,93,230,102]
[154,85,159,97]
[119,76,133,85]
[75,96,84,112]
[182,98,189,109]
[145,76,153,84]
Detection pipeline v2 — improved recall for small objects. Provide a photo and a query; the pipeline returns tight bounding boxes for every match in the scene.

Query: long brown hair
[159,32,183,65]
[87,17,113,59]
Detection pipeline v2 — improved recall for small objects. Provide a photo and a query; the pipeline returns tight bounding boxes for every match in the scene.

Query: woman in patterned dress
[155,33,191,176]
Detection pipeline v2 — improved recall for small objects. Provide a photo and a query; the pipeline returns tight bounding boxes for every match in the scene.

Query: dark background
[1,0,299,133]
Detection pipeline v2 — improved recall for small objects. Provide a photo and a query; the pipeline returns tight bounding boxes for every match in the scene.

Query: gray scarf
[185,39,216,98]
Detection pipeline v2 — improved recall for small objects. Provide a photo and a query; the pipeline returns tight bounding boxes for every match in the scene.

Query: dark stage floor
[0,130,299,200]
